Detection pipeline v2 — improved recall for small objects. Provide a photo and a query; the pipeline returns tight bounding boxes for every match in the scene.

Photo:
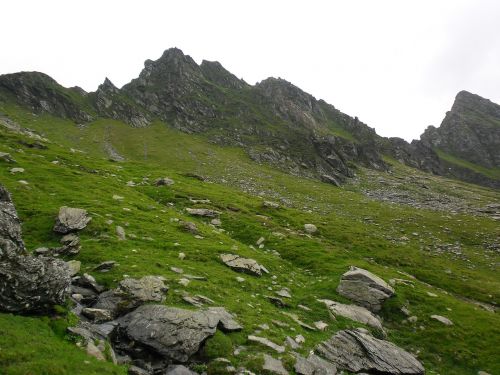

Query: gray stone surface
[294,353,337,375]
[315,328,424,375]
[319,299,383,330]
[337,266,394,312]
[0,184,71,313]
[263,354,289,375]
[220,253,264,276]
[53,206,91,234]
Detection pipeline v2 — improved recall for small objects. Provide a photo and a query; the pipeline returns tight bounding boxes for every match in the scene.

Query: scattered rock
[263,201,280,209]
[0,152,15,163]
[294,353,337,375]
[430,315,453,326]
[53,206,91,234]
[220,253,265,276]
[10,167,24,173]
[275,289,291,298]
[211,218,222,226]
[93,261,116,272]
[314,321,328,331]
[316,328,424,375]
[116,226,126,240]
[155,177,174,186]
[186,208,220,218]
[248,335,285,353]
[319,299,383,330]
[86,341,105,361]
[268,296,289,308]
[180,221,198,234]
[165,365,197,374]
[337,266,394,312]
[262,354,289,375]
[82,307,114,323]
[304,224,317,234]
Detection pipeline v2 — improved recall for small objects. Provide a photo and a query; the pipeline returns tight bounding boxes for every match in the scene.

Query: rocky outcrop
[316,328,424,375]
[337,266,394,313]
[294,353,337,375]
[0,72,93,123]
[0,184,71,313]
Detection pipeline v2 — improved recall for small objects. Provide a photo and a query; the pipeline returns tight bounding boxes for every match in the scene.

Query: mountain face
[0,48,498,188]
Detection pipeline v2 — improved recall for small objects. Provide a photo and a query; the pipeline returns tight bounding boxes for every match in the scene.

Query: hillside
[0,49,499,375]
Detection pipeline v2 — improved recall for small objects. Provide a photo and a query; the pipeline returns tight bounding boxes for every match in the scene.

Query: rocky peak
[200,60,247,89]
[138,48,202,83]
[420,91,500,169]
[98,77,119,94]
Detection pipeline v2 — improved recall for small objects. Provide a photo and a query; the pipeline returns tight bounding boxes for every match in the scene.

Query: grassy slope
[0,105,499,374]
[435,148,500,180]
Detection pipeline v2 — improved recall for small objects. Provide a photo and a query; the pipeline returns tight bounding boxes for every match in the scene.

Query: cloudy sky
[1,0,499,140]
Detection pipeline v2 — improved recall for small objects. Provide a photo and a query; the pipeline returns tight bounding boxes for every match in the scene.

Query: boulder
[0,185,71,313]
[155,177,174,186]
[294,353,337,375]
[337,266,394,312]
[185,208,220,218]
[248,335,285,353]
[165,365,197,374]
[94,275,168,317]
[319,299,383,330]
[114,305,221,363]
[315,328,424,375]
[430,315,453,326]
[220,253,265,276]
[304,224,317,234]
[53,206,91,234]
[262,354,289,375]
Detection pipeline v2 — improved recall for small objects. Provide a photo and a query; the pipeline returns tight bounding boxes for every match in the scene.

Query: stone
[86,341,105,361]
[112,194,124,200]
[59,233,81,255]
[275,289,291,298]
[116,225,126,240]
[66,260,81,276]
[180,221,198,234]
[185,208,220,218]
[262,354,289,375]
[210,218,222,226]
[337,266,394,312]
[165,365,197,374]
[263,201,280,209]
[256,236,265,245]
[53,206,91,234]
[114,305,220,363]
[294,353,337,375]
[285,336,300,349]
[93,260,116,272]
[128,365,150,375]
[248,335,285,353]
[207,306,243,332]
[315,328,424,375]
[319,299,383,330]
[155,177,174,186]
[74,273,104,293]
[268,296,289,308]
[10,167,24,173]
[220,253,265,276]
[0,185,71,313]
[0,152,15,163]
[82,308,114,323]
[178,252,186,260]
[314,321,328,331]
[304,224,317,234]
[430,315,453,326]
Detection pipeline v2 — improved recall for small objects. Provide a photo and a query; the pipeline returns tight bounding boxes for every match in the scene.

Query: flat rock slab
[263,354,289,375]
[319,299,383,330]
[248,335,285,353]
[220,253,264,276]
[316,328,424,375]
[294,353,337,375]
[337,266,394,312]
[430,315,453,326]
[185,208,220,218]
[53,206,91,234]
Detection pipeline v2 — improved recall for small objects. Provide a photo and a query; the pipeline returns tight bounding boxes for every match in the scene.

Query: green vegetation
[436,148,500,180]
[0,101,499,375]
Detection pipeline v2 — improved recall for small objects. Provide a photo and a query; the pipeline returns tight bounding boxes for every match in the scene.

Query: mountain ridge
[0,47,498,188]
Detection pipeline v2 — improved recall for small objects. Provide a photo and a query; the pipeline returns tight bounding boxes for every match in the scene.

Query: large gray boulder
[0,185,71,313]
[337,266,394,312]
[113,305,241,363]
[53,206,91,234]
[315,328,424,375]
[294,353,337,375]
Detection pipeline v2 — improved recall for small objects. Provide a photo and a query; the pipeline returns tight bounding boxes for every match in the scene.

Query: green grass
[436,148,500,180]
[0,102,499,375]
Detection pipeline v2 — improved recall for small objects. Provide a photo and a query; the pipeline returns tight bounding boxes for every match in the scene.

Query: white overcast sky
[1,0,499,141]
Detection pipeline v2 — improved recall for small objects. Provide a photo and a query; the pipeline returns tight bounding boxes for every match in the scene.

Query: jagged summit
[0,48,498,188]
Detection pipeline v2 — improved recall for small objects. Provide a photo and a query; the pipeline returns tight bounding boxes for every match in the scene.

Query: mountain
[0,48,499,375]
[0,48,498,189]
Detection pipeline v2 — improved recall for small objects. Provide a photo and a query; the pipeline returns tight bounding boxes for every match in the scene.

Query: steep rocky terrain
[0,48,499,375]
